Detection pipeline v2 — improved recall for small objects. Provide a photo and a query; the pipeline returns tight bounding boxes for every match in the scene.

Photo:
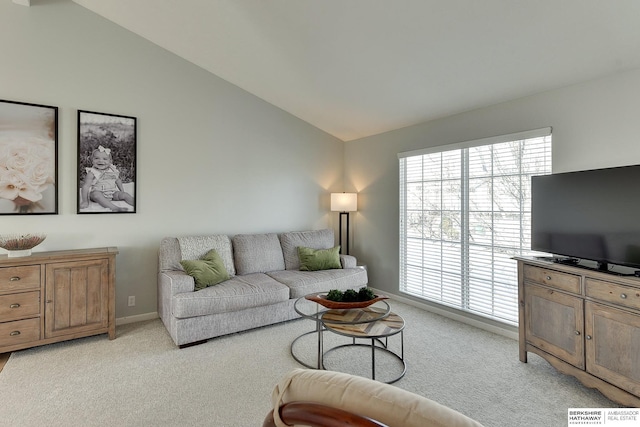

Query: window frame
[398,127,552,325]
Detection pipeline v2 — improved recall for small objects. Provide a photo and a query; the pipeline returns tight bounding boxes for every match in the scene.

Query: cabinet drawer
[0,291,40,321]
[0,317,40,347]
[524,265,581,294]
[586,278,640,311]
[0,265,41,292]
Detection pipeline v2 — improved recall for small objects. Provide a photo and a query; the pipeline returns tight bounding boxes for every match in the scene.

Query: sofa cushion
[298,246,341,271]
[180,249,230,290]
[280,229,335,270]
[177,235,236,276]
[172,273,289,318]
[233,233,285,275]
[267,268,367,299]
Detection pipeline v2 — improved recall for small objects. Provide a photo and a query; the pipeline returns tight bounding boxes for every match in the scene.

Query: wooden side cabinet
[517,257,640,406]
[0,248,117,353]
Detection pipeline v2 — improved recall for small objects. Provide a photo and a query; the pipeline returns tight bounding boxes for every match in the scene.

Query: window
[398,128,552,324]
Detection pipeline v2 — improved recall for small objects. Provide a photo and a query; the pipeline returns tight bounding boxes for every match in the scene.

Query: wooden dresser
[516,257,640,406]
[0,247,117,353]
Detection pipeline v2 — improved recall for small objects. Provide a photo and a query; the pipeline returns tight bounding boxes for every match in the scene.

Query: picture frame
[77,110,137,214]
[0,99,58,215]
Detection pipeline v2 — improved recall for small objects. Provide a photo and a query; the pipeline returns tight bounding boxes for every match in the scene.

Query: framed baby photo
[0,99,58,215]
[77,110,137,214]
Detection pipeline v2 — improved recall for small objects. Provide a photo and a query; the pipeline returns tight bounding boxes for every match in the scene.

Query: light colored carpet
[0,301,617,426]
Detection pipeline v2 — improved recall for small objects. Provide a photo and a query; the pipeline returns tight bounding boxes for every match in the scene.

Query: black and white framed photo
[0,99,58,215]
[77,110,136,214]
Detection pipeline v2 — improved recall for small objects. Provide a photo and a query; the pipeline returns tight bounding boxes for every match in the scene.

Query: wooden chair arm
[263,401,389,427]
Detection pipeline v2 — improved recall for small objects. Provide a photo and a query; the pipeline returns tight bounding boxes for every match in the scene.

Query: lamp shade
[331,193,357,212]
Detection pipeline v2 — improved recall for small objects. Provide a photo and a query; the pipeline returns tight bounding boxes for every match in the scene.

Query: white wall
[0,1,345,319]
[346,68,640,299]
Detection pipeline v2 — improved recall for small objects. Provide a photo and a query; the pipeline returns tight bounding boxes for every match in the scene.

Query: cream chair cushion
[271,368,484,427]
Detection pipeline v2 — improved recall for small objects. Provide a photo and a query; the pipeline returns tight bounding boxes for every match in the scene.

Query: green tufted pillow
[180,249,230,291]
[297,246,342,271]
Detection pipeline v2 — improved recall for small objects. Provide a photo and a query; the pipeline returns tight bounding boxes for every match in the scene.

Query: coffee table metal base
[290,310,406,384]
[322,333,406,384]
[290,329,324,370]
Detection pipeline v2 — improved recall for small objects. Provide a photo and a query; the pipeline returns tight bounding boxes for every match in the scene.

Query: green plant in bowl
[326,289,344,301]
[358,287,375,301]
[342,289,358,302]
[325,287,376,302]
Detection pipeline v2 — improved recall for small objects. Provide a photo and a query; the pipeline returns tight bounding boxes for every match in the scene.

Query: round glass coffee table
[292,294,406,383]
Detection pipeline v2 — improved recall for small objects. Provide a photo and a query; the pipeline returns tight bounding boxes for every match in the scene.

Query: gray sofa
[158,229,368,347]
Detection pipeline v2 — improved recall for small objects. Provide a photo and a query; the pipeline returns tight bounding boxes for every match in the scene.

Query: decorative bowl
[0,233,46,257]
[305,293,388,309]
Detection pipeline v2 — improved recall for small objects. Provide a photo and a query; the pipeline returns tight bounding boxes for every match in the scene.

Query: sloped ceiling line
[71,0,640,141]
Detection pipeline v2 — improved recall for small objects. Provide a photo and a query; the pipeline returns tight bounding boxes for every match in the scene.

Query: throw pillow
[297,246,342,271]
[180,249,230,290]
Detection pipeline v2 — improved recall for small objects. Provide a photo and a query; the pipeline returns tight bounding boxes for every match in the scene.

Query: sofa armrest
[157,270,195,335]
[340,254,357,269]
[159,270,195,296]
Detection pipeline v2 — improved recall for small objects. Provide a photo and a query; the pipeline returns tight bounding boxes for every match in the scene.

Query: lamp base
[338,211,351,255]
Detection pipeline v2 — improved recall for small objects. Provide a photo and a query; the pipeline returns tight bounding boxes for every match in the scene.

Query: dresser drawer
[0,291,40,321]
[0,265,41,292]
[585,278,640,311]
[523,265,581,294]
[0,317,40,348]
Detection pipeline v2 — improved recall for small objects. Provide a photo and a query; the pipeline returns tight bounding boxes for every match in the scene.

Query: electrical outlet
[128,296,135,307]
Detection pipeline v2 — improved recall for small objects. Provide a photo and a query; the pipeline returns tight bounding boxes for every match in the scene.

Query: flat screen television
[531,164,640,273]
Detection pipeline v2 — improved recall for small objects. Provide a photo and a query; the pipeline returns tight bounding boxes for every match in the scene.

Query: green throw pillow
[298,246,342,271]
[180,249,230,291]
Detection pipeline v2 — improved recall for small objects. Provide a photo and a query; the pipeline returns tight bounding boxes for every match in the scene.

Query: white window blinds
[398,128,552,324]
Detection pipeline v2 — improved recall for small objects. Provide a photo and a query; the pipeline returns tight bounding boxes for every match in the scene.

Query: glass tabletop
[295,293,391,325]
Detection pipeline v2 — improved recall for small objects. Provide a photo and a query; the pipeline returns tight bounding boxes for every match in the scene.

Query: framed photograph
[77,110,136,214]
[0,99,58,215]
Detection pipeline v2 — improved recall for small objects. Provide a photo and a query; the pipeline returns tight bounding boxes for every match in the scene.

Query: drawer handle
[586,335,592,340]
[575,331,581,336]
[9,303,20,309]
[620,293,627,299]
[545,276,552,281]
[9,331,20,336]
[9,276,21,281]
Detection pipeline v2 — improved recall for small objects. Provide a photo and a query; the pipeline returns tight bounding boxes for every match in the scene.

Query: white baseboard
[368,287,518,340]
[116,312,158,326]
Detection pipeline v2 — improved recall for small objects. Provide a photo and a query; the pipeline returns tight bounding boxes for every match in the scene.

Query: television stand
[515,256,640,407]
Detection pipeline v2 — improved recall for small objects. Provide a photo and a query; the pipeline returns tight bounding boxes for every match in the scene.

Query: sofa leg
[179,339,208,349]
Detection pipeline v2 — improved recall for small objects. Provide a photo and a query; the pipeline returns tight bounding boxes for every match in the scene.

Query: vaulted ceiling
[70,0,640,141]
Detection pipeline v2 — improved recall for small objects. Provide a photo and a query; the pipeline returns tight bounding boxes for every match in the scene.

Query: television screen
[531,164,640,271]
